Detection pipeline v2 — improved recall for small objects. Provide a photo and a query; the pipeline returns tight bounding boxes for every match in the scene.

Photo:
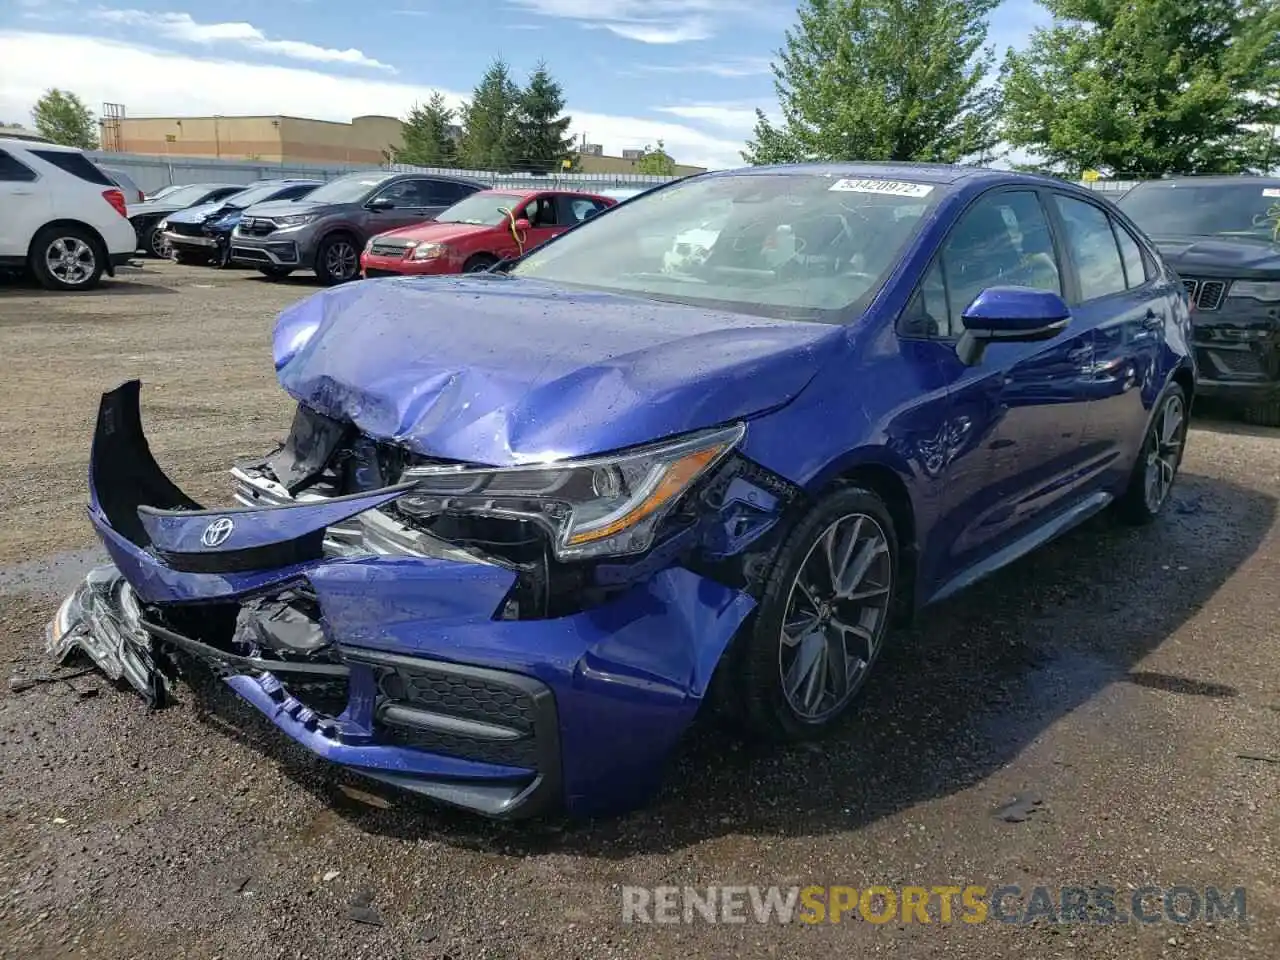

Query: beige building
[111,115,405,165]
[105,114,706,174]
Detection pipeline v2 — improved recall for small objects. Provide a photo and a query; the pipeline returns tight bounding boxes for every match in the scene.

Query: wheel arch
[27,220,112,276]
[1171,362,1195,414]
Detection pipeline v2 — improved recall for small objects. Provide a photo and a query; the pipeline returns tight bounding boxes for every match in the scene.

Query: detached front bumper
[50,382,757,819]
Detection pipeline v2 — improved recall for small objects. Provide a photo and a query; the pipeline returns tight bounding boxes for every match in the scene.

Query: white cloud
[92,10,394,71]
[632,56,773,78]
[0,31,747,169]
[656,103,760,131]
[508,0,749,44]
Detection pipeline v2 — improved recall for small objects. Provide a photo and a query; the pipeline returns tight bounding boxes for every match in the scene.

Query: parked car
[98,165,146,207]
[128,182,245,258]
[50,163,1195,818]
[360,188,615,277]
[163,179,322,267]
[230,171,485,285]
[0,137,136,291]
[1117,176,1280,426]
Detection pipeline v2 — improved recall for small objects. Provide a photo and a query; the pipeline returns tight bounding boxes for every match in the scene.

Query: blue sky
[0,0,1051,169]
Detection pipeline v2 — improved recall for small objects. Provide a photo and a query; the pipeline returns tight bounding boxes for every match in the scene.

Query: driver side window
[899,190,1061,339]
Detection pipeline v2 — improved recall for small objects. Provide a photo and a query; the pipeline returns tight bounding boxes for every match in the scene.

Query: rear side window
[1051,194,1127,301]
[1112,220,1150,288]
[30,149,113,185]
[0,149,37,182]
[426,180,477,205]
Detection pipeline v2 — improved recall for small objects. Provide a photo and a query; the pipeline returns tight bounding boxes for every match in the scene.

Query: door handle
[1142,310,1164,331]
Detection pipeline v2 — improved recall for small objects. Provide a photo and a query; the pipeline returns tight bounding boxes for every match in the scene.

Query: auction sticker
[1264,188,1280,197]
[829,178,934,197]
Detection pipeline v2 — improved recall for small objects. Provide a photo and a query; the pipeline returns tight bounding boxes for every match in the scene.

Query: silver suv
[230,170,484,284]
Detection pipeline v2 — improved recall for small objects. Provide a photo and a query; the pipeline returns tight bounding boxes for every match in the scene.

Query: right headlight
[395,423,745,560]
[1227,281,1280,302]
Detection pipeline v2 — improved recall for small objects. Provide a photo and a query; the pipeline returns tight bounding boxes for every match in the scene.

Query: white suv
[0,137,138,291]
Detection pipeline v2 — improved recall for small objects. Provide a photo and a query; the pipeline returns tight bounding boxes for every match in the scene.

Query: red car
[360,188,617,277]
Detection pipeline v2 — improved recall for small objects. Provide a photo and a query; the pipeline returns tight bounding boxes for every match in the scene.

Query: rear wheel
[315,234,360,285]
[1116,383,1188,524]
[257,265,294,280]
[736,486,898,741]
[463,253,498,273]
[29,225,105,291]
[1242,398,1280,428]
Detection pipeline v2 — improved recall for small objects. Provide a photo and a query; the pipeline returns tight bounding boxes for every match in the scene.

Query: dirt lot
[1,261,1279,959]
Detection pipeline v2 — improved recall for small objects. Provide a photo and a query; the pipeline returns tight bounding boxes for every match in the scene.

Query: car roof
[703,161,1066,190]
[1124,175,1280,190]
[0,136,79,152]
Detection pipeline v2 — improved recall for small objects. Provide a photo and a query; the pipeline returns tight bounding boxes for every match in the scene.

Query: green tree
[398,92,458,167]
[742,0,1002,165]
[32,89,99,150]
[636,141,676,175]
[513,63,577,173]
[459,59,520,171]
[1000,0,1280,176]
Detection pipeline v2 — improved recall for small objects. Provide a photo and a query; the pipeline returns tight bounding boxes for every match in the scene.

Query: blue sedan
[49,163,1195,819]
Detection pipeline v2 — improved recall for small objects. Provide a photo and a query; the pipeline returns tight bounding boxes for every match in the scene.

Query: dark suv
[230,171,485,284]
[1118,176,1280,425]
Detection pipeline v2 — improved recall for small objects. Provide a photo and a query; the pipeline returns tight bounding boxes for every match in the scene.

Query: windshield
[1119,182,1280,242]
[157,184,222,207]
[437,192,525,226]
[304,172,395,204]
[224,182,310,209]
[148,184,182,200]
[510,173,941,321]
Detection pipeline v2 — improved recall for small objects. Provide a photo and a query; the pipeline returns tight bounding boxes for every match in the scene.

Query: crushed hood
[1152,235,1280,279]
[273,275,843,465]
[167,200,227,224]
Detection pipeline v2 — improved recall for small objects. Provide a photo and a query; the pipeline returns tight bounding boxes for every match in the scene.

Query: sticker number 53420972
[828,178,935,198]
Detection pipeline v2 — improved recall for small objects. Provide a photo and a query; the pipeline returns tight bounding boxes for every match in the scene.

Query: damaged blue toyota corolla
[49,164,1196,819]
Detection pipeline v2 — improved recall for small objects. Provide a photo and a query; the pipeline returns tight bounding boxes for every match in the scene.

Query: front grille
[345,650,556,771]
[370,242,409,257]
[167,222,206,237]
[1184,277,1228,311]
[239,218,276,237]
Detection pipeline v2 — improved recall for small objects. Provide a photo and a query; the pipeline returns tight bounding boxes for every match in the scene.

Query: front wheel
[143,223,169,259]
[463,253,499,273]
[29,225,105,291]
[1242,398,1280,428]
[315,234,360,285]
[736,486,898,741]
[1116,383,1189,524]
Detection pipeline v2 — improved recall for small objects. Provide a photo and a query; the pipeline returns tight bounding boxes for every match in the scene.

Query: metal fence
[87,151,680,194]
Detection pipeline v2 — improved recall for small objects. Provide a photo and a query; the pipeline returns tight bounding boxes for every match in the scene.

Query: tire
[463,253,499,273]
[1242,398,1280,428]
[314,234,360,285]
[143,222,169,259]
[1116,383,1189,525]
[257,266,294,280]
[736,486,899,742]
[29,225,105,292]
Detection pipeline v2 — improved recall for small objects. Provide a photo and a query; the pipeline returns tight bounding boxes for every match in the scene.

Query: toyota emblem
[200,517,235,548]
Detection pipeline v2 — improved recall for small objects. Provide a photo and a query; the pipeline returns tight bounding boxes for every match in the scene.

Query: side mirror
[367,197,395,212]
[956,286,1071,366]
[514,218,532,232]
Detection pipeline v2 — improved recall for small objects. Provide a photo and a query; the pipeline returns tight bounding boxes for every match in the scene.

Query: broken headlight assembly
[394,423,746,560]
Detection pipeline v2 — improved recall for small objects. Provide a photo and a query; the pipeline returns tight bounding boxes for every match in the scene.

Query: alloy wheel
[1144,393,1186,513]
[150,227,169,258]
[326,241,358,280]
[778,512,893,723]
[44,237,96,287]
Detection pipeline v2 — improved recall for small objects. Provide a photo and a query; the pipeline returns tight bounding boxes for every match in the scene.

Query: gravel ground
[1,261,1278,959]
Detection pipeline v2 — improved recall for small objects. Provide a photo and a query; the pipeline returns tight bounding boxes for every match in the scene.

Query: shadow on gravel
[174,471,1275,855]
[0,276,177,297]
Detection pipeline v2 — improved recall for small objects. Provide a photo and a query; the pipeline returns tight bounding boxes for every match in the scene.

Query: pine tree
[459,59,521,172]
[397,92,457,167]
[1000,0,1280,175]
[742,0,1001,165]
[514,63,576,173]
